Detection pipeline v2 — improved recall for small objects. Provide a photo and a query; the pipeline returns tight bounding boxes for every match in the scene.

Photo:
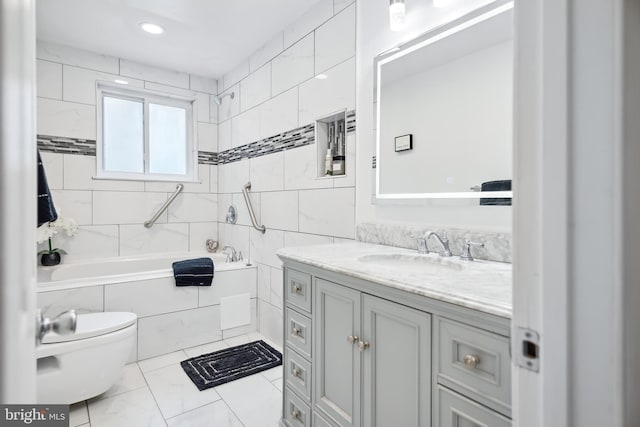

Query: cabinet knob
[293,283,302,294]
[292,368,301,378]
[291,408,302,420]
[463,354,480,369]
[292,326,302,337]
[358,340,370,351]
[347,335,359,344]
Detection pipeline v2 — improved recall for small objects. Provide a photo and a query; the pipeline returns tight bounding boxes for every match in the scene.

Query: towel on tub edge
[172,257,214,286]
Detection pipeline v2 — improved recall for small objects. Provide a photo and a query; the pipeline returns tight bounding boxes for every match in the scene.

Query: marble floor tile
[69,401,89,426]
[88,387,165,427]
[272,379,283,392]
[144,363,222,419]
[166,400,244,427]
[216,373,282,427]
[96,363,147,400]
[183,340,229,358]
[138,350,188,373]
[261,365,283,382]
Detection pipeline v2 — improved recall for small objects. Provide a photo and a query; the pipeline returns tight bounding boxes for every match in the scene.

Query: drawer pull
[292,367,302,378]
[358,340,370,351]
[292,283,303,294]
[292,326,302,337]
[463,354,480,369]
[347,335,359,344]
[291,408,302,420]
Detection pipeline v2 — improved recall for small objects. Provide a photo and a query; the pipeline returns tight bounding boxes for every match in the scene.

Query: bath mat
[181,340,282,391]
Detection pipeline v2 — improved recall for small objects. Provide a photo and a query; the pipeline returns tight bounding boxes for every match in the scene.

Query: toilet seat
[42,312,137,344]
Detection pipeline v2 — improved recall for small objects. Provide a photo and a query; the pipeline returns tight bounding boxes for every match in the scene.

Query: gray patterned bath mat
[181,340,282,391]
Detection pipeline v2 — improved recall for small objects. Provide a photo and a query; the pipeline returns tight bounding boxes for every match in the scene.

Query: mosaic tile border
[37,110,356,166]
[38,135,96,156]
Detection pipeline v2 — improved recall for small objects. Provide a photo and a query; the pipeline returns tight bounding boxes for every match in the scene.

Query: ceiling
[36,0,321,78]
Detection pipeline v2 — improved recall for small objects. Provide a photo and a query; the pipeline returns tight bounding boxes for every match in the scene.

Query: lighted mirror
[374,1,514,200]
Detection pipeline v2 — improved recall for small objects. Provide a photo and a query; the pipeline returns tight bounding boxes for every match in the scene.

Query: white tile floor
[69,332,283,427]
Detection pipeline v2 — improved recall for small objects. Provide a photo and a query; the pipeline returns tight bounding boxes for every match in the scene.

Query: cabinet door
[313,278,361,427]
[362,294,431,427]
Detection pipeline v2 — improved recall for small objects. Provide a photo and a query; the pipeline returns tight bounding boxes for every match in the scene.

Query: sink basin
[356,253,464,274]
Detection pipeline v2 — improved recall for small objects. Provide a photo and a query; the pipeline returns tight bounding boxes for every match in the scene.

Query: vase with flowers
[37,217,78,266]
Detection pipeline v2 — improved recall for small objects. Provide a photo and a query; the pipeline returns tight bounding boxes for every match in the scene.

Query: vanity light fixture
[114,79,129,85]
[315,73,328,80]
[389,0,406,32]
[140,22,164,35]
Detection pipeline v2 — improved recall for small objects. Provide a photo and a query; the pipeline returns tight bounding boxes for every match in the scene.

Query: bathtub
[37,252,258,360]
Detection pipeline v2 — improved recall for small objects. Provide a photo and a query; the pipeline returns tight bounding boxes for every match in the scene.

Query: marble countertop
[276,242,512,319]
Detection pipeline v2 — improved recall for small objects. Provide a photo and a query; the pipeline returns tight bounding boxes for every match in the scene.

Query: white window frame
[95,82,199,182]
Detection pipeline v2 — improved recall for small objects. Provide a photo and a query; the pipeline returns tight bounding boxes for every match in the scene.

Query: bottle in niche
[332,120,346,176]
[325,148,333,176]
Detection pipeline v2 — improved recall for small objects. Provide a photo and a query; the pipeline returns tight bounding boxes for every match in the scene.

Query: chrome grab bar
[144,184,184,228]
[242,182,266,234]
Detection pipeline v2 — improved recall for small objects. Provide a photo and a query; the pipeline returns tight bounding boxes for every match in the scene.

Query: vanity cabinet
[313,278,431,427]
[281,262,511,427]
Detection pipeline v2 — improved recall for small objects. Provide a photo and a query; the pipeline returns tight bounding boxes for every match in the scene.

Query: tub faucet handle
[36,309,77,344]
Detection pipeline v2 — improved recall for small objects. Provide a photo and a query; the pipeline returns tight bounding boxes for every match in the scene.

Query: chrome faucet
[424,231,453,257]
[460,240,484,261]
[222,246,238,263]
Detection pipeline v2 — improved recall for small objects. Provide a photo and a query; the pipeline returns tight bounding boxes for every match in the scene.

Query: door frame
[0,0,37,403]
[512,0,640,425]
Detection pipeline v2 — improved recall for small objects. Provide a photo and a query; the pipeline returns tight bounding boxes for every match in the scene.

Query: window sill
[92,175,202,184]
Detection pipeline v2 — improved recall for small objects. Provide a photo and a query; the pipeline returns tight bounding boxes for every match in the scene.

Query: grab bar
[144,184,184,228]
[242,182,266,234]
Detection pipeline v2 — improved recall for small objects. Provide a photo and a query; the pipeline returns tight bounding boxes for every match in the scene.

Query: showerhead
[212,91,235,105]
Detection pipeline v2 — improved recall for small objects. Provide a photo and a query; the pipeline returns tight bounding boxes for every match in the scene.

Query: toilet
[36,311,137,404]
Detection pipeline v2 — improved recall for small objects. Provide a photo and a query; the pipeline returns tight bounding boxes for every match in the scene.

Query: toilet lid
[42,312,137,344]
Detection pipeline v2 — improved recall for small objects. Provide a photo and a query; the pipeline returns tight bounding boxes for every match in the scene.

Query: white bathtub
[38,252,249,291]
[37,252,258,360]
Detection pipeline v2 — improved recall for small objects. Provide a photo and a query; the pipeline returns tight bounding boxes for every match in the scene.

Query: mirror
[374,1,514,200]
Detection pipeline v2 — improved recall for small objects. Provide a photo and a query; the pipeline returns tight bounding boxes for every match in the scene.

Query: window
[96,83,197,182]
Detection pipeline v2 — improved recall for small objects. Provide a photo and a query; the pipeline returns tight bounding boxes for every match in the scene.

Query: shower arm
[242,182,266,234]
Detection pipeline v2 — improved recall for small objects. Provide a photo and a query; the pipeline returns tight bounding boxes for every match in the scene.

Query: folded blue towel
[172,258,214,287]
[38,149,58,226]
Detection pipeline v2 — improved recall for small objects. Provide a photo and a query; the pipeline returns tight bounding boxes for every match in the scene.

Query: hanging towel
[479,179,512,206]
[37,150,58,226]
[172,258,214,287]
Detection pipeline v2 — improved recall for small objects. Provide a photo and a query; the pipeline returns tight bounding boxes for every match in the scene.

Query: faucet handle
[411,234,429,254]
[460,240,485,261]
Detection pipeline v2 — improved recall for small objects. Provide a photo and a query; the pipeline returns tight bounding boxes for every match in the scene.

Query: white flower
[37,216,79,243]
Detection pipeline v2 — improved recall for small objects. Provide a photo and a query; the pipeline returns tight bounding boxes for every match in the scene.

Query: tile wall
[215,0,357,344]
[36,42,220,259]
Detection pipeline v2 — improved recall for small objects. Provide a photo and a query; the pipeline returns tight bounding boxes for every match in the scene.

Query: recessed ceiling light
[315,74,328,80]
[114,79,129,85]
[140,22,164,35]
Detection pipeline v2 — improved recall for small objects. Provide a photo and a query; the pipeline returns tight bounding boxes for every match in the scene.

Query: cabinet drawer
[285,269,312,314]
[437,318,511,414]
[286,308,312,360]
[284,348,312,401]
[284,387,311,427]
[437,386,510,427]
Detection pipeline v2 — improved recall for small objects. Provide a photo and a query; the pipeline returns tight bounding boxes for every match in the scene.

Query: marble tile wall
[216,0,356,346]
[36,42,220,260]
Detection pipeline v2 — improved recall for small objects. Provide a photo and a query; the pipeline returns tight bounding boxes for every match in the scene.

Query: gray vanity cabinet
[361,294,431,427]
[281,262,511,427]
[313,278,431,427]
